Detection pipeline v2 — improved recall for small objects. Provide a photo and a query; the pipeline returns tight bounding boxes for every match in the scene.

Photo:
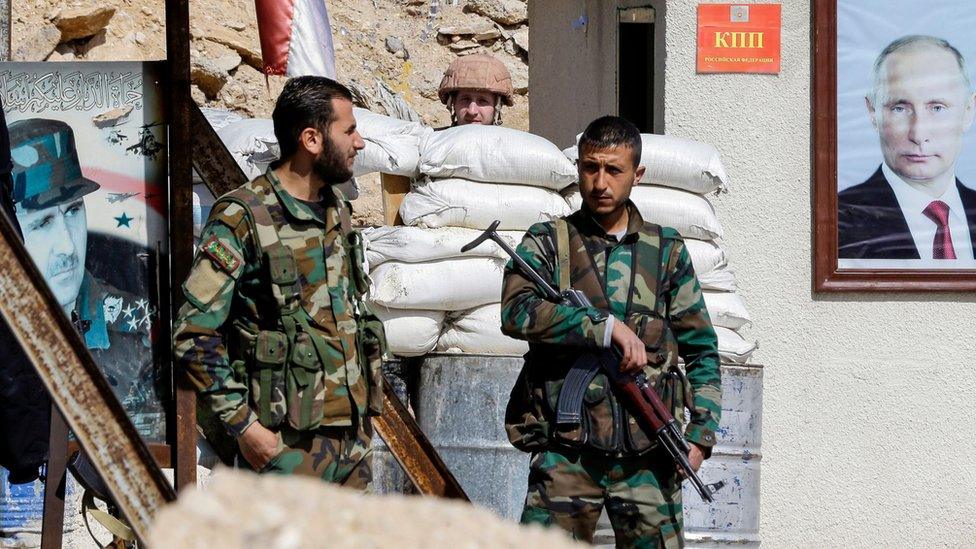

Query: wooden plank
[40,409,68,549]
[381,173,410,226]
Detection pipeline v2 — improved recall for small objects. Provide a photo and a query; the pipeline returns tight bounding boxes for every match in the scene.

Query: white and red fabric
[255,0,337,78]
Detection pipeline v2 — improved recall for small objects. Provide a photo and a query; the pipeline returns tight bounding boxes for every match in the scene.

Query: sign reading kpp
[697,4,781,74]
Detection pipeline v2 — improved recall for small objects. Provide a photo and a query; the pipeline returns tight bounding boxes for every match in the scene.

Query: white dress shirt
[882,163,975,262]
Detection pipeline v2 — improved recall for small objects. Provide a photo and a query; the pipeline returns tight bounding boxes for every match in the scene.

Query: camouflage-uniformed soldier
[173,76,386,488]
[501,116,722,547]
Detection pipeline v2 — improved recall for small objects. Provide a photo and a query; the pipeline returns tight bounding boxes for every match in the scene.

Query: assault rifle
[462,221,720,502]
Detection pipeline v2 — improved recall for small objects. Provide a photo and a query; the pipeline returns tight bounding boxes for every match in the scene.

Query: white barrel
[683,363,762,547]
[595,363,763,547]
[415,354,529,520]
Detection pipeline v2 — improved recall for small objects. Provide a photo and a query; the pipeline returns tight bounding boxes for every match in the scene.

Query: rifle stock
[463,221,719,503]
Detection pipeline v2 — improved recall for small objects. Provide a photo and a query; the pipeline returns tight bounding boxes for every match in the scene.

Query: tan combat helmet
[438,54,514,124]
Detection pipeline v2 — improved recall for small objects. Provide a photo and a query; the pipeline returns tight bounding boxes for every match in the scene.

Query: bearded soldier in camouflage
[174,76,387,488]
[501,116,722,547]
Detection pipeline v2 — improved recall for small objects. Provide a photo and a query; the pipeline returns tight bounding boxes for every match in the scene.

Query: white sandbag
[420,125,577,190]
[436,303,529,356]
[200,107,244,132]
[703,291,751,330]
[363,226,524,268]
[400,178,572,231]
[216,118,279,179]
[563,133,729,194]
[352,107,433,177]
[353,107,430,140]
[715,327,757,364]
[373,308,444,357]
[630,186,724,240]
[355,134,423,177]
[369,257,505,311]
[684,239,729,275]
[215,110,429,180]
[560,186,723,240]
[697,265,737,292]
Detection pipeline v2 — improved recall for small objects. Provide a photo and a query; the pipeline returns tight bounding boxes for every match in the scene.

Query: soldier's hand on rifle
[678,443,706,478]
[610,320,647,374]
[238,421,281,470]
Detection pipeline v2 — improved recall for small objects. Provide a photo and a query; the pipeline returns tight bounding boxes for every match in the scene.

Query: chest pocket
[267,245,301,312]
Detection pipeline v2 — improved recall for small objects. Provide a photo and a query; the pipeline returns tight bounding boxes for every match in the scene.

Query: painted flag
[254,0,337,78]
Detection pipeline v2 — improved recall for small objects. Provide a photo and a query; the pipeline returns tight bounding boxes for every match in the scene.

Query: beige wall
[661,1,976,546]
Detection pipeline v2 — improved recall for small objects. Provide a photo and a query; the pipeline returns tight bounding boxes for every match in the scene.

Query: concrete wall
[659,1,976,546]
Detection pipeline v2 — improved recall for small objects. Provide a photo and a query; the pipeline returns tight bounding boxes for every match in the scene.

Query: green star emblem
[114,212,133,228]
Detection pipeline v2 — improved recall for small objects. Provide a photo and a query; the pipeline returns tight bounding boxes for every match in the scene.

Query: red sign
[697,4,781,74]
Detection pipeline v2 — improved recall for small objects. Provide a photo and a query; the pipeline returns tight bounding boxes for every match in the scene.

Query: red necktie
[922,200,957,260]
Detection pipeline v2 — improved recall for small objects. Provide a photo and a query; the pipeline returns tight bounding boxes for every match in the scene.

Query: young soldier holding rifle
[493,116,722,547]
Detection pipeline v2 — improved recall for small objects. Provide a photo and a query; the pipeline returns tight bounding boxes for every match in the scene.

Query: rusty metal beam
[0,195,175,544]
[190,101,248,196]
[165,0,197,492]
[375,379,469,500]
[190,106,467,500]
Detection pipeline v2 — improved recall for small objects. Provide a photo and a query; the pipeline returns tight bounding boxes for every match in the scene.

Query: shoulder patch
[201,235,243,275]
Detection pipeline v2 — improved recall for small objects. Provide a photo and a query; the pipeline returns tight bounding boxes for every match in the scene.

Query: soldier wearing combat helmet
[438,53,514,126]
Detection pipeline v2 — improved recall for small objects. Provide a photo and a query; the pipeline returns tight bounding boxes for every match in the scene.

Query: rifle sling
[552,218,651,429]
[554,218,600,426]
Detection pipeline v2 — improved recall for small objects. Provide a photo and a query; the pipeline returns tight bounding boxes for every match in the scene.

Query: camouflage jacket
[173,170,366,439]
[501,202,721,455]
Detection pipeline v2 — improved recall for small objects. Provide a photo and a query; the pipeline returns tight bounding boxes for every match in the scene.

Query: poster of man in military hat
[1,62,169,442]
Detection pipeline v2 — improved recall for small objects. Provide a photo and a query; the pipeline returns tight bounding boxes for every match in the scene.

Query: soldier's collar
[574,201,644,241]
[264,168,321,224]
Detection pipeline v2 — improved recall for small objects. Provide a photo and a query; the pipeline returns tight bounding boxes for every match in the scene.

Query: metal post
[164,0,197,492]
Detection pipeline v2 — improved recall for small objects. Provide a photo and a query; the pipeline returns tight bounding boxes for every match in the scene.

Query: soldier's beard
[313,141,354,184]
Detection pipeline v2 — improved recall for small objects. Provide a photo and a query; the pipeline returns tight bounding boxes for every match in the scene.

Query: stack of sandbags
[368,125,578,356]
[563,134,756,364]
[364,226,527,357]
[212,107,431,181]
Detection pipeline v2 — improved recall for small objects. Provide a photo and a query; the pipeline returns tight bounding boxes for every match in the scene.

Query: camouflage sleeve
[500,222,610,348]
[664,232,722,452]
[172,200,257,438]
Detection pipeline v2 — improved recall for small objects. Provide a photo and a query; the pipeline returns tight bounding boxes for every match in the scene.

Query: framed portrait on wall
[0,61,170,441]
[813,0,976,291]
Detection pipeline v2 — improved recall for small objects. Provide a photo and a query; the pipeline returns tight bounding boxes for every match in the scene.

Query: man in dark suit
[839,35,976,261]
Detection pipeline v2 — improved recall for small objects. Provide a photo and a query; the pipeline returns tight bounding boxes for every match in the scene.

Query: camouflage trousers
[520,447,683,548]
[258,419,373,490]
